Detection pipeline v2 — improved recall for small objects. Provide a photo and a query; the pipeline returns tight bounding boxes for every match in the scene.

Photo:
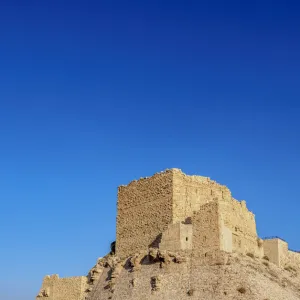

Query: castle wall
[279,239,289,266]
[218,200,259,256]
[288,250,300,268]
[192,202,222,257]
[263,238,300,269]
[116,169,259,258]
[263,239,287,266]
[172,169,231,223]
[179,223,193,250]
[159,223,192,251]
[116,170,173,258]
[36,275,86,300]
[172,169,213,223]
[220,221,233,253]
[172,169,259,256]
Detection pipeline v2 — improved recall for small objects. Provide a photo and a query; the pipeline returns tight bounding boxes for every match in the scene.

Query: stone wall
[116,168,260,258]
[219,200,259,256]
[220,221,233,253]
[264,238,300,269]
[279,239,289,266]
[192,202,222,257]
[288,250,300,268]
[36,275,86,300]
[172,169,259,257]
[159,223,193,251]
[263,238,290,267]
[116,170,173,258]
[171,169,258,256]
[172,169,231,223]
[263,239,281,266]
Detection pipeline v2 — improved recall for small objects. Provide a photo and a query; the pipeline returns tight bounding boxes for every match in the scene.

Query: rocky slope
[84,249,300,300]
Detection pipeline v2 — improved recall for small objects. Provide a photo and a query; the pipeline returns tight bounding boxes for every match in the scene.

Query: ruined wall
[172,169,213,223]
[220,221,233,253]
[287,250,300,268]
[116,170,173,258]
[218,200,259,256]
[36,275,86,300]
[278,239,289,266]
[172,169,258,256]
[264,238,300,269]
[192,202,222,257]
[276,240,300,269]
[172,169,231,223]
[117,168,259,258]
[192,201,233,260]
[263,239,289,267]
[264,239,281,266]
[159,223,193,251]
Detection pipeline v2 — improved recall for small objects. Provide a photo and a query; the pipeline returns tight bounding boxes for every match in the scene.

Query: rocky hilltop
[85,248,300,300]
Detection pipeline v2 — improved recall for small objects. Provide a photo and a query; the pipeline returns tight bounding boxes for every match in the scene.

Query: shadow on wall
[149,234,162,249]
[110,241,116,255]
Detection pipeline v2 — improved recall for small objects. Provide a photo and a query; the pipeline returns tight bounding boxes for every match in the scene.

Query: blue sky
[0,1,299,299]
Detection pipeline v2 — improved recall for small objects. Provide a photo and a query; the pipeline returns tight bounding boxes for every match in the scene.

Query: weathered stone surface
[87,252,300,300]
[116,170,174,259]
[36,275,86,300]
[116,169,261,259]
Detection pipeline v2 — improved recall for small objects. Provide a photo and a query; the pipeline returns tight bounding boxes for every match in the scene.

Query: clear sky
[0,1,299,299]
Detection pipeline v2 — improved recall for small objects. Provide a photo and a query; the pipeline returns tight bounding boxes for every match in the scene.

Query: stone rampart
[159,222,193,251]
[288,250,300,268]
[116,170,174,258]
[263,238,300,268]
[172,169,231,223]
[36,275,86,300]
[192,202,222,257]
[219,200,260,256]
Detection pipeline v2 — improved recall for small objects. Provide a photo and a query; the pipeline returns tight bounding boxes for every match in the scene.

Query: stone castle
[36,169,300,300]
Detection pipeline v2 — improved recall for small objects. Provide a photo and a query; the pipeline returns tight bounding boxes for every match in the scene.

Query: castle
[36,169,300,300]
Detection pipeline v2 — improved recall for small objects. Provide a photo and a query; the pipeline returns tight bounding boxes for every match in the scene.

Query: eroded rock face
[150,275,162,293]
[36,288,49,298]
[36,242,300,300]
[129,251,148,272]
[127,248,188,272]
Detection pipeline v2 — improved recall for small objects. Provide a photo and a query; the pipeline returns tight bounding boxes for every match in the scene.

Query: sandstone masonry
[116,169,260,259]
